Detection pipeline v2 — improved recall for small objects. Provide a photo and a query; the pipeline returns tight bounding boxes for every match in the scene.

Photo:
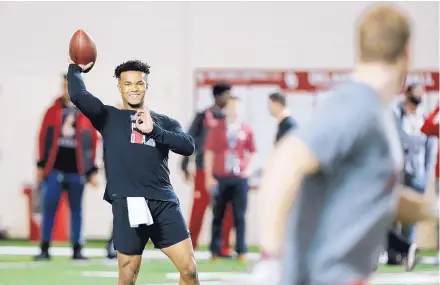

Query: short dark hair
[269,92,287,106]
[114,60,151,79]
[405,83,422,95]
[212,82,231,97]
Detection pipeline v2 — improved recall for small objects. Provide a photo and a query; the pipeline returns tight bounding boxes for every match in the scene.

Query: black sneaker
[34,242,51,261]
[386,249,402,265]
[72,243,88,260]
[33,250,51,261]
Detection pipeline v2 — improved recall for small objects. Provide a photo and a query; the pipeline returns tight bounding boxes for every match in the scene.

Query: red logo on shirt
[131,129,144,144]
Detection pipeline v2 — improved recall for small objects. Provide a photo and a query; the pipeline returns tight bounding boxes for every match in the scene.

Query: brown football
[69,29,97,73]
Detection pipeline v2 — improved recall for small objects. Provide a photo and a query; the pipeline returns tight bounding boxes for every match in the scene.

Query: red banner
[195,69,439,92]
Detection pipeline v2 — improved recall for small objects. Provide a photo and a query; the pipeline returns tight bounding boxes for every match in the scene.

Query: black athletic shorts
[112,198,190,255]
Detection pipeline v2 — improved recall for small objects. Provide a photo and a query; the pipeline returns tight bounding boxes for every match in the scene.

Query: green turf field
[0,240,439,285]
[0,255,248,285]
[0,254,439,285]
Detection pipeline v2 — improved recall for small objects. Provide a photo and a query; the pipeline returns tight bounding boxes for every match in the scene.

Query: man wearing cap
[204,94,257,262]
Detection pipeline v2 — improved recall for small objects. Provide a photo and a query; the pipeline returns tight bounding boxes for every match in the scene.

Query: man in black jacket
[268,92,297,143]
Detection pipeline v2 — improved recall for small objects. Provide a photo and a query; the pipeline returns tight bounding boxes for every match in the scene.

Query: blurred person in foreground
[268,92,297,143]
[254,4,438,285]
[35,74,99,260]
[420,104,440,264]
[181,83,235,257]
[204,94,257,263]
[67,58,198,285]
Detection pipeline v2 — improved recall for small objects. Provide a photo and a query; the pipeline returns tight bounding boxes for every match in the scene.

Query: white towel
[126,197,154,228]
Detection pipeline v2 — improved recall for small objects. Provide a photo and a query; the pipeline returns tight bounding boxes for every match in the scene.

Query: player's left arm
[258,96,373,257]
[258,135,319,257]
[147,117,195,156]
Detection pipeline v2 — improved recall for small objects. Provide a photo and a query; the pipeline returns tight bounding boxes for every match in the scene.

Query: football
[69,29,97,73]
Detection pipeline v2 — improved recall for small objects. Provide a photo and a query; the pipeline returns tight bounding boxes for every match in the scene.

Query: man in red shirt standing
[204,94,257,262]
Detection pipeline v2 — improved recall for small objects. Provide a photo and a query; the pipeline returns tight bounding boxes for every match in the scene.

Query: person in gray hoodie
[394,83,438,243]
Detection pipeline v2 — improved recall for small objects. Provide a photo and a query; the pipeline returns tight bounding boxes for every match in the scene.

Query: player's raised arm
[66,63,108,129]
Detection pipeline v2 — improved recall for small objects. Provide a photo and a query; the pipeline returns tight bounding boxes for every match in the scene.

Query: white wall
[0,1,438,244]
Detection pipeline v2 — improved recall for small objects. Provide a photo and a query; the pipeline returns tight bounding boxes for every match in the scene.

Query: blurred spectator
[34,74,99,260]
[393,83,437,242]
[268,92,297,143]
[204,94,257,263]
[420,104,440,264]
[181,83,234,257]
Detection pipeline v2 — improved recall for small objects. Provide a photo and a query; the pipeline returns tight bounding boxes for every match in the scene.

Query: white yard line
[81,271,118,278]
[0,245,437,264]
[141,283,225,285]
[371,271,440,285]
[0,246,260,260]
[0,262,42,269]
[81,271,226,285]
[166,271,439,285]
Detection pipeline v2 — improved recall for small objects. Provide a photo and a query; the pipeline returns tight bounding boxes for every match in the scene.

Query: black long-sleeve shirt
[275,116,297,143]
[67,64,195,203]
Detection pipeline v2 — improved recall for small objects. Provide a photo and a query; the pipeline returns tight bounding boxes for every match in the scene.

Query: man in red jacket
[34,74,99,260]
[421,104,439,264]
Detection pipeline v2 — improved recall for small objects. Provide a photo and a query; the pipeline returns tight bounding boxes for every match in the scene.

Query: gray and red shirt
[283,81,403,285]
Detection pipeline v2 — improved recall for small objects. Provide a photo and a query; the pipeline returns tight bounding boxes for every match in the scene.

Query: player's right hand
[68,54,93,72]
